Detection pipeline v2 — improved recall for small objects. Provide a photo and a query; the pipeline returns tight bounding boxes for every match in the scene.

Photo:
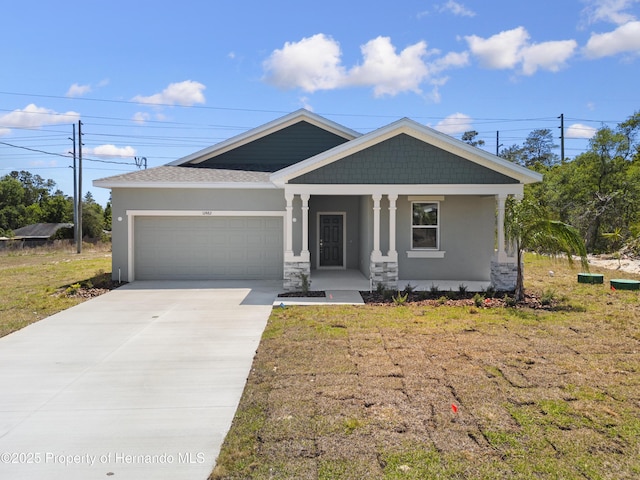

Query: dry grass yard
[211,255,640,479]
[0,243,113,338]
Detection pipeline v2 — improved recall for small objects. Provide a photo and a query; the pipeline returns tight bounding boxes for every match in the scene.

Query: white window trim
[407,250,446,258]
[408,200,443,255]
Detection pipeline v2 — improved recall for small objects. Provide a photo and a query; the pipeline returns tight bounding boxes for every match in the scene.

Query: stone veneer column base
[370,261,398,290]
[283,261,311,292]
[490,260,518,292]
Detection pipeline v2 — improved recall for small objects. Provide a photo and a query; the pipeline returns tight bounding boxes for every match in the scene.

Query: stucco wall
[396,195,495,281]
[110,188,285,281]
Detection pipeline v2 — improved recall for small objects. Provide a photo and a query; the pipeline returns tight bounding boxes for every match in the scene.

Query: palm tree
[505,196,588,301]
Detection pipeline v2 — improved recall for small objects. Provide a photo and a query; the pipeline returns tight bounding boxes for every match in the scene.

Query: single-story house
[94,110,542,291]
[0,223,74,248]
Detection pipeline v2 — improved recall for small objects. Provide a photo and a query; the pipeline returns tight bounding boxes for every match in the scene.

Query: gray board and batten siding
[186,121,351,172]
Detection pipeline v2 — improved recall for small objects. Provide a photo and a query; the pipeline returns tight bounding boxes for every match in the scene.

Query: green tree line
[0,170,111,239]
[464,111,640,255]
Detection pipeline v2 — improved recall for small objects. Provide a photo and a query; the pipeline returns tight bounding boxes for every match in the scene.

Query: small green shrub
[473,293,485,307]
[484,284,497,298]
[541,288,556,306]
[403,283,416,294]
[383,289,395,302]
[65,283,82,296]
[458,283,468,294]
[298,273,311,294]
[393,291,409,305]
[437,296,448,305]
[504,294,517,307]
[430,284,440,294]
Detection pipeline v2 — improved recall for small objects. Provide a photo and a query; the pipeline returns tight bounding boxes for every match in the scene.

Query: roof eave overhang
[92,180,279,190]
[271,119,543,187]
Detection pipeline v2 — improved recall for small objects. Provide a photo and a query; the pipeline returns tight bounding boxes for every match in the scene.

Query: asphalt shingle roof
[12,223,73,238]
[94,166,272,186]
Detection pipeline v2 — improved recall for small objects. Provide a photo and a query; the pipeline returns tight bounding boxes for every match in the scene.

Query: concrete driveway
[0,280,279,480]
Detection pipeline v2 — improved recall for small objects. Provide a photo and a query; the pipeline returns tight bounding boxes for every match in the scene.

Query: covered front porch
[282,186,520,293]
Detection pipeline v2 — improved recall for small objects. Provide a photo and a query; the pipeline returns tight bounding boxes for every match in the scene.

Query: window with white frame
[411,202,439,249]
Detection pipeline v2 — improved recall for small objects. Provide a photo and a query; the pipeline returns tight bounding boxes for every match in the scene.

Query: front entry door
[319,214,344,267]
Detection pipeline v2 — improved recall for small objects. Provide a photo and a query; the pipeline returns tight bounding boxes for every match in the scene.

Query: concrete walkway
[275,290,365,306]
[0,280,279,480]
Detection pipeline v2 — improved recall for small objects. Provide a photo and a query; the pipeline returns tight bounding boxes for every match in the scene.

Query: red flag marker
[451,404,458,413]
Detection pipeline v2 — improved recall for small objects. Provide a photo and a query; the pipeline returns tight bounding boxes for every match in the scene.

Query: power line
[0,140,138,166]
[0,140,71,159]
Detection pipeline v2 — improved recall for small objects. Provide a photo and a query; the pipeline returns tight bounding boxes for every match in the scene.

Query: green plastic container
[610,279,640,291]
[578,273,604,284]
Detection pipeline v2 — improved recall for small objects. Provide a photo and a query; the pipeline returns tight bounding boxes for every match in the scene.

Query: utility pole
[69,125,78,249]
[496,131,502,156]
[77,120,83,254]
[558,113,565,163]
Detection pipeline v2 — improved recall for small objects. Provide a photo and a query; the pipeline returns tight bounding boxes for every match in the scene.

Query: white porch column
[496,193,507,262]
[285,191,294,259]
[387,193,398,261]
[372,193,382,259]
[300,193,310,261]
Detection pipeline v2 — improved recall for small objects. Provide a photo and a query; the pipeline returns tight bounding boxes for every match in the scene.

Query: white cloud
[581,0,638,25]
[584,20,640,57]
[262,34,345,92]
[565,123,598,139]
[88,144,136,158]
[438,1,476,17]
[298,97,314,111]
[0,104,80,133]
[521,40,578,75]
[132,112,150,124]
[132,80,206,106]
[465,27,577,75]
[465,27,530,69]
[262,34,468,98]
[66,83,92,98]
[429,51,470,74]
[66,79,109,97]
[347,37,431,96]
[30,159,58,168]
[433,113,473,135]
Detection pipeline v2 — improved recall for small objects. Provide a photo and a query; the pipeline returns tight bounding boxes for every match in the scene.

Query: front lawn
[0,244,113,338]
[211,255,640,479]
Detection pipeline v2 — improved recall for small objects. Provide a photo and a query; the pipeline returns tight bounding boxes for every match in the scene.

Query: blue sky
[1,0,639,206]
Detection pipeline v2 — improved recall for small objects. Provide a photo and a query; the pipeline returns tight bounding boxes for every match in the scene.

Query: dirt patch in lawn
[211,258,640,479]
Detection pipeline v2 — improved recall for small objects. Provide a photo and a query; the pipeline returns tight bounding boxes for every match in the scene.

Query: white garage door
[134,216,283,280]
